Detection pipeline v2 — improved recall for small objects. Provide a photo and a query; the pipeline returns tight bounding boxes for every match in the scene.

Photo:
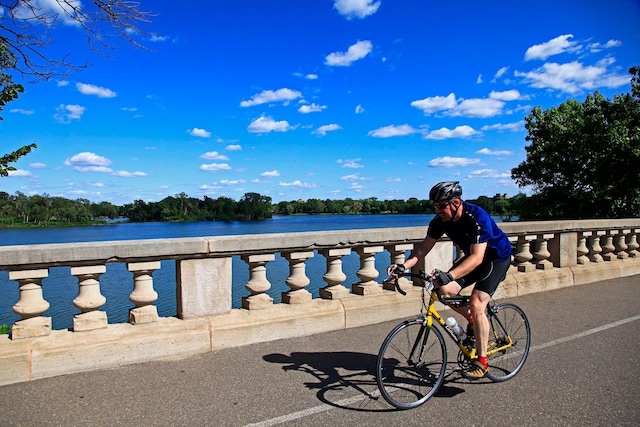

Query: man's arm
[449,242,487,279]
[403,236,438,269]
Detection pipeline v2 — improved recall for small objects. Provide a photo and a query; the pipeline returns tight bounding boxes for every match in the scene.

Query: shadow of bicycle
[263,351,466,412]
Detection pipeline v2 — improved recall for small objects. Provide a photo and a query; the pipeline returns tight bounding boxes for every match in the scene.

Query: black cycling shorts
[455,257,510,296]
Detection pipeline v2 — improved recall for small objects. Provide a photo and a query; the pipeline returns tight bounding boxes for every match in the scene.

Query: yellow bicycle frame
[424,289,513,361]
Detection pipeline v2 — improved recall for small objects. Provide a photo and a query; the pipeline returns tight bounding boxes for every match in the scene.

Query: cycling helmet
[429,181,462,202]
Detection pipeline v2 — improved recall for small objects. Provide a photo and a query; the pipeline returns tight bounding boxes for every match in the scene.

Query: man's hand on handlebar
[386,263,406,281]
[432,268,454,286]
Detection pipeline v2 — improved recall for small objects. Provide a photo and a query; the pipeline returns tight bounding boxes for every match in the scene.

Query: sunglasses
[433,201,450,210]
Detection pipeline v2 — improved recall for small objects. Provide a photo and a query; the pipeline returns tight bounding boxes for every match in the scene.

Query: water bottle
[446,317,465,339]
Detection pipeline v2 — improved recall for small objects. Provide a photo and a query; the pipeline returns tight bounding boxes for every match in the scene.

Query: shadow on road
[263,351,466,412]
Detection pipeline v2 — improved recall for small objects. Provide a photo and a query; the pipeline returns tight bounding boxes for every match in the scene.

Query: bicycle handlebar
[384,269,434,295]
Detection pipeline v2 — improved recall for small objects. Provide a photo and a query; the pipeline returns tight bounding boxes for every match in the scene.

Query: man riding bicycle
[389,181,512,378]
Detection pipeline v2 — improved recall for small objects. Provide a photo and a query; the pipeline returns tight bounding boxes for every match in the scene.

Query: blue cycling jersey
[427,202,512,262]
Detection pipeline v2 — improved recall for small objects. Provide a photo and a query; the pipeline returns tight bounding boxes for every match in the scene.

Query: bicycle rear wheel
[376,318,447,409]
[485,303,531,382]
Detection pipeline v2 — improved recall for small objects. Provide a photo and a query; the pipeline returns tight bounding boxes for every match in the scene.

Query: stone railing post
[352,246,383,295]
[319,248,351,300]
[71,265,108,331]
[627,229,639,258]
[282,251,314,304]
[383,243,413,292]
[513,235,535,272]
[577,232,590,264]
[9,269,51,339]
[601,231,617,261]
[241,254,275,309]
[128,261,160,324]
[614,230,629,260]
[533,234,554,270]
[588,232,604,263]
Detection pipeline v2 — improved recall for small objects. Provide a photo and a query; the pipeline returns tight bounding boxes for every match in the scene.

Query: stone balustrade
[1,218,639,385]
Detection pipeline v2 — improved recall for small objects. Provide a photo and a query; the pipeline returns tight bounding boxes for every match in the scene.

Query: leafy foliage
[512,67,640,219]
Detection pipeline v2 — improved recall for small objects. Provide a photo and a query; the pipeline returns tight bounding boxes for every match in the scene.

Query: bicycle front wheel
[485,303,531,382]
[376,318,447,409]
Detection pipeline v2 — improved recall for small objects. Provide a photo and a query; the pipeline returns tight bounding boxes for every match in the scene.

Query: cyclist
[389,181,512,379]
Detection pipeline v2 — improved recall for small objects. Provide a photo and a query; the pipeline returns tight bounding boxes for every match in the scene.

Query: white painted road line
[244,315,640,427]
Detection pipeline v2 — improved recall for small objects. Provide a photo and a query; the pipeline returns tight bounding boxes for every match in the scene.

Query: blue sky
[3,0,639,205]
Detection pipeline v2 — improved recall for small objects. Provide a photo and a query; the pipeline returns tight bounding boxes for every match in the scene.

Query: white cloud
[493,66,509,80]
[248,115,293,133]
[261,170,280,178]
[428,157,481,168]
[201,151,229,161]
[14,0,80,26]
[341,159,364,168]
[480,122,523,132]
[7,169,32,177]
[55,104,85,122]
[279,180,318,188]
[240,88,302,107]
[226,144,242,151]
[410,93,457,115]
[200,163,232,171]
[587,39,622,53]
[368,124,420,138]
[64,152,112,173]
[298,103,327,114]
[190,128,212,138]
[489,89,523,101]
[112,171,147,178]
[313,124,342,136]
[450,98,505,118]
[515,60,629,94]
[355,104,365,114]
[10,108,34,115]
[218,179,246,186]
[341,173,362,181]
[334,0,381,19]
[325,40,372,66]
[476,148,514,156]
[467,169,511,179]
[424,125,479,140]
[76,83,117,98]
[524,34,578,61]
[29,162,47,169]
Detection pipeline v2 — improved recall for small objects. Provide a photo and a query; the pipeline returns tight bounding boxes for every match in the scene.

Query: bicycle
[376,269,531,410]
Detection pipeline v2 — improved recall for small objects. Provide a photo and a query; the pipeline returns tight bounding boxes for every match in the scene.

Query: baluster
[383,243,413,292]
[576,232,590,264]
[71,265,108,331]
[319,248,351,300]
[627,229,639,258]
[9,268,51,339]
[614,230,629,260]
[241,254,275,309]
[587,232,604,263]
[282,251,314,304]
[128,261,160,324]
[513,235,535,272]
[352,246,384,295]
[601,231,616,261]
[533,234,554,270]
[453,243,464,264]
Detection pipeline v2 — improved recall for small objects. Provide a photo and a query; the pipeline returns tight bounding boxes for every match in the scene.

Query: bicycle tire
[376,318,447,409]
[485,303,531,382]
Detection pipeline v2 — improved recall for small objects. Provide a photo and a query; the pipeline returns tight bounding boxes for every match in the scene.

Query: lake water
[0,214,440,330]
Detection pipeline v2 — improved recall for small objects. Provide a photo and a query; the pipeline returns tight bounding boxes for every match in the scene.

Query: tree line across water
[0,190,527,227]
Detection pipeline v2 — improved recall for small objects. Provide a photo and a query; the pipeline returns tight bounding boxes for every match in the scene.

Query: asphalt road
[1,276,639,426]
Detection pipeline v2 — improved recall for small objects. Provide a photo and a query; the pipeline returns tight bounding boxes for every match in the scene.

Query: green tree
[512,67,640,219]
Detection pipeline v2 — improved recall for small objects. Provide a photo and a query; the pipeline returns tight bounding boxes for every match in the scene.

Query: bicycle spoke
[376,320,447,409]
[485,303,531,382]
